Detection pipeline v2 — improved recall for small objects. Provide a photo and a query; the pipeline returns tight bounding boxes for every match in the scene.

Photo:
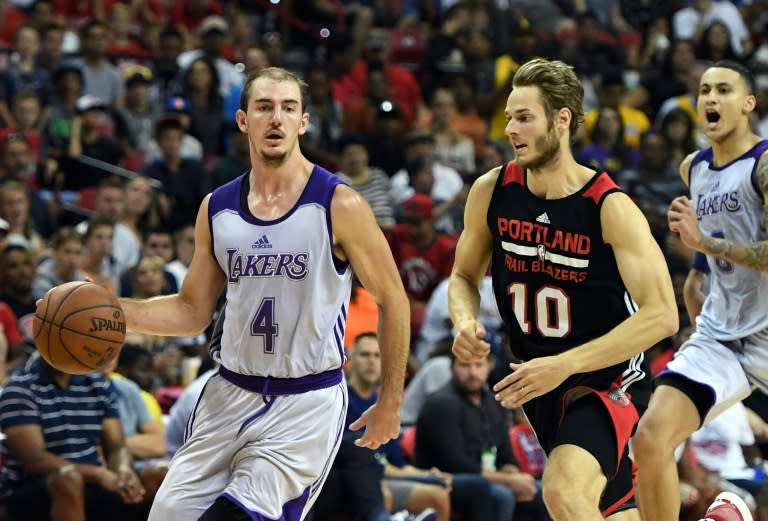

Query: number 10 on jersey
[507,282,571,338]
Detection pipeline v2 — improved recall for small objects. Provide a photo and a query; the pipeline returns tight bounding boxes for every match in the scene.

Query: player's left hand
[349,401,401,450]
[493,356,570,408]
[668,196,703,250]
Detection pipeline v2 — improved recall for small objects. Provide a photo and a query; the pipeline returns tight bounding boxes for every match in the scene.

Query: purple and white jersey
[689,140,768,340]
[208,166,352,378]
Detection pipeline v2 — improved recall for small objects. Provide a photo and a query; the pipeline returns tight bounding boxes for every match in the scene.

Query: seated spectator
[0,180,47,254]
[413,351,550,521]
[56,94,124,193]
[428,88,475,177]
[0,354,145,521]
[142,114,209,230]
[144,97,204,162]
[336,133,395,230]
[577,107,639,174]
[0,300,25,381]
[119,228,178,297]
[344,277,379,351]
[0,242,38,350]
[166,223,195,290]
[113,65,162,159]
[0,25,50,130]
[170,0,224,34]
[173,56,225,157]
[1,91,45,163]
[31,226,87,298]
[105,2,150,58]
[82,216,119,292]
[68,19,125,107]
[41,64,84,174]
[401,338,453,427]
[118,175,166,257]
[313,333,445,521]
[209,122,250,189]
[301,67,344,171]
[116,344,166,427]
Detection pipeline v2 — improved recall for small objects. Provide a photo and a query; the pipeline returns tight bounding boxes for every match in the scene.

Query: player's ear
[235,109,248,132]
[743,94,756,114]
[556,107,571,132]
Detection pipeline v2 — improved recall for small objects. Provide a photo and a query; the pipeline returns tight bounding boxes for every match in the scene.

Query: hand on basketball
[349,401,401,450]
[452,318,490,363]
[668,196,703,250]
[493,356,570,408]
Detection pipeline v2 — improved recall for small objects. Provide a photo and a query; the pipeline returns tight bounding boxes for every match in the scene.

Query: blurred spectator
[428,88,475,177]
[390,131,463,204]
[177,15,244,101]
[577,107,640,174]
[142,114,209,229]
[0,242,37,347]
[114,65,162,158]
[413,351,550,521]
[571,10,627,79]
[695,20,741,63]
[150,26,184,105]
[344,63,413,139]
[119,175,165,250]
[672,0,751,56]
[756,75,768,139]
[0,180,45,253]
[57,94,123,192]
[170,0,224,34]
[32,226,87,298]
[333,28,425,126]
[119,227,178,297]
[222,45,270,122]
[165,223,194,289]
[336,133,395,230]
[655,60,709,146]
[2,91,44,161]
[583,70,650,150]
[659,108,699,170]
[0,299,26,376]
[0,134,55,238]
[442,71,489,157]
[41,64,83,174]
[116,344,165,425]
[0,25,50,129]
[401,338,452,427]
[82,215,119,292]
[35,22,67,77]
[640,38,696,117]
[174,56,225,157]
[475,139,513,176]
[0,0,26,47]
[106,2,149,58]
[0,354,145,521]
[367,103,407,176]
[302,67,344,171]
[209,122,250,188]
[69,19,125,107]
[344,276,379,351]
[75,177,141,275]
[636,15,675,69]
[386,194,456,343]
[145,97,204,162]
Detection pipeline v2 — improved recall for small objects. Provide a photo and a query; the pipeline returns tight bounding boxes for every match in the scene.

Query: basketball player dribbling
[118,67,411,521]
[634,61,768,521]
[448,58,679,521]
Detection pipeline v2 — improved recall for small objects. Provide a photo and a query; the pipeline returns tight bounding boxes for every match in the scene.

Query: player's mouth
[513,143,528,154]
[705,110,721,130]
[265,131,284,144]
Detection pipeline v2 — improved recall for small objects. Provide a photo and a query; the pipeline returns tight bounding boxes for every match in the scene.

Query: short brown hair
[239,67,308,112]
[512,59,584,141]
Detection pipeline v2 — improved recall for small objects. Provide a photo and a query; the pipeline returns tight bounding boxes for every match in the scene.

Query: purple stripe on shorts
[221,488,310,521]
[218,366,342,395]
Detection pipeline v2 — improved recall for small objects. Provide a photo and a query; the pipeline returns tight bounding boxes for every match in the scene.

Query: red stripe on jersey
[501,161,525,186]
[582,172,619,204]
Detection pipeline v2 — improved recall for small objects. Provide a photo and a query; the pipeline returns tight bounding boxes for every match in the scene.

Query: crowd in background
[1,0,768,520]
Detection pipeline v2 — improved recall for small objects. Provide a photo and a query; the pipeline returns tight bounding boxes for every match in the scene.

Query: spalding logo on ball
[33,281,126,375]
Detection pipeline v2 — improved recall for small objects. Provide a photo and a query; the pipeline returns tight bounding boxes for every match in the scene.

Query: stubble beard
[520,127,561,171]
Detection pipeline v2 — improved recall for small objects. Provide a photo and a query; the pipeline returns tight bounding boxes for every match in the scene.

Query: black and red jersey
[487,161,640,391]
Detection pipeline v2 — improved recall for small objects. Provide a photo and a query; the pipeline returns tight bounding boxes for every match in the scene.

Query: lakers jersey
[689,140,768,340]
[488,162,643,391]
[208,166,353,378]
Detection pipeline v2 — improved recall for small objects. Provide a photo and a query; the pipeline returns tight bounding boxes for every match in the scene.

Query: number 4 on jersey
[251,297,278,353]
[507,282,571,338]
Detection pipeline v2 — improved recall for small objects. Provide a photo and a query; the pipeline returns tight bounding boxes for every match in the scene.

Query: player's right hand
[452,319,490,362]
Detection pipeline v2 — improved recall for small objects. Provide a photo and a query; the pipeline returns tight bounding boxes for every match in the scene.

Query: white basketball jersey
[689,140,768,340]
[208,166,352,377]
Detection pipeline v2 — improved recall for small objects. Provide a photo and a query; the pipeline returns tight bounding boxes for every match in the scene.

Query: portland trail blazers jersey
[208,166,353,378]
[488,161,642,391]
[689,140,768,340]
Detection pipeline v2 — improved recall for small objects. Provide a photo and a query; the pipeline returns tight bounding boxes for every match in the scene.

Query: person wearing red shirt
[386,194,457,345]
[0,1,26,47]
[170,0,223,33]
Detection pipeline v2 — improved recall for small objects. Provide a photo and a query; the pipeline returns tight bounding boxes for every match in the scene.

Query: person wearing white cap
[177,15,244,100]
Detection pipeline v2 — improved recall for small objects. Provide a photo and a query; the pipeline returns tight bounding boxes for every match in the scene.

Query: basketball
[33,281,126,375]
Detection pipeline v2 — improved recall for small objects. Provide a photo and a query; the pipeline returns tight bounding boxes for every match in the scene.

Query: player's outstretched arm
[333,185,410,449]
[120,195,227,337]
[673,151,768,272]
[448,169,497,362]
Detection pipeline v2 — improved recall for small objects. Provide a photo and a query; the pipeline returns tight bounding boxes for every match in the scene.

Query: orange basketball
[33,281,126,375]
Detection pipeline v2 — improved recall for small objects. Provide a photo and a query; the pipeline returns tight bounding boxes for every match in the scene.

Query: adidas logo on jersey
[252,235,272,249]
[535,212,551,224]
